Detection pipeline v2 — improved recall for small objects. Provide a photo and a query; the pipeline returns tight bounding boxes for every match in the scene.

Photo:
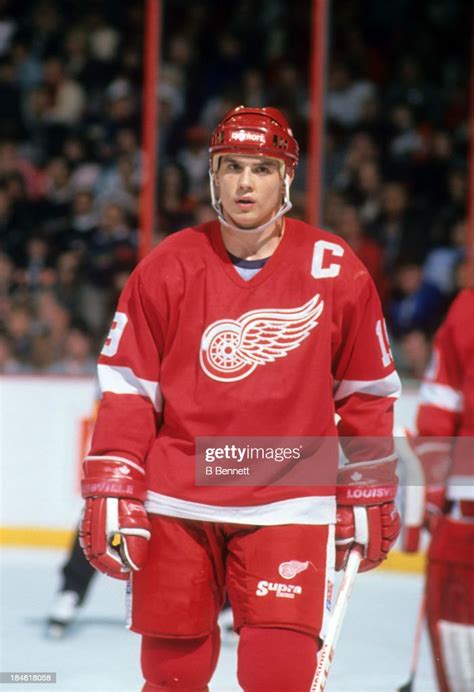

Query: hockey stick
[309,545,363,692]
[397,592,426,692]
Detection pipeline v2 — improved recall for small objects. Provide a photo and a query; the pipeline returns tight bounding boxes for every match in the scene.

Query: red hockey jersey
[87,219,401,525]
[416,289,474,500]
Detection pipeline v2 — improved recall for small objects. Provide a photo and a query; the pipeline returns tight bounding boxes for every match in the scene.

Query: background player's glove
[396,431,451,553]
[80,458,151,579]
[335,459,400,572]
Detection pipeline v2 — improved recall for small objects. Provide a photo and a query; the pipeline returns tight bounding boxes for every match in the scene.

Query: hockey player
[79,106,401,691]
[402,289,474,692]
[46,528,96,638]
[47,402,99,638]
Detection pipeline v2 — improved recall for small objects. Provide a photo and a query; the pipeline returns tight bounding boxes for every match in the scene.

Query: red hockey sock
[237,626,319,692]
[141,627,220,691]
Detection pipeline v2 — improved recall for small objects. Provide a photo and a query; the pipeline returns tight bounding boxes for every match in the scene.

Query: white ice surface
[0,548,437,691]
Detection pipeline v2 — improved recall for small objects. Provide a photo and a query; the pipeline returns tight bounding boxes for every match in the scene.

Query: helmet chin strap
[209,171,293,234]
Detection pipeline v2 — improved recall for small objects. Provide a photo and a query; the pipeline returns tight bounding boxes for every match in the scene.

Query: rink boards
[0,375,422,572]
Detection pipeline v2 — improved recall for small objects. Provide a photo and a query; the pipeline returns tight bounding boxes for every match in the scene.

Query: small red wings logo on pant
[199,294,324,382]
[278,560,310,579]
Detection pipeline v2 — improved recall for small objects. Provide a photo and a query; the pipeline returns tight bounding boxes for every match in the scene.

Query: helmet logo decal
[230,130,266,144]
[199,294,324,382]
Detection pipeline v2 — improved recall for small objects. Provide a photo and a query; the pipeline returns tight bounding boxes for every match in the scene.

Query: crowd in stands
[0,0,470,378]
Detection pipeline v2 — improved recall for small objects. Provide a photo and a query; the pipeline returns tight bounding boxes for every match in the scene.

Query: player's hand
[335,459,400,572]
[79,458,151,579]
[335,501,400,572]
[80,496,151,579]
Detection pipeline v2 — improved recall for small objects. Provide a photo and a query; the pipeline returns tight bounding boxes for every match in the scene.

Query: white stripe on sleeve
[333,371,401,402]
[418,382,463,413]
[98,363,162,412]
[85,455,145,475]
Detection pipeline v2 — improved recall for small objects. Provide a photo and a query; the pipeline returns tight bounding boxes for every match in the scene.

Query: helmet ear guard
[209,106,299,233]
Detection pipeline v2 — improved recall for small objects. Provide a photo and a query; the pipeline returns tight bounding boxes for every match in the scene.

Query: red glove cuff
[336,457,398,506]
[336,483,397,506]
[81,458,147,502]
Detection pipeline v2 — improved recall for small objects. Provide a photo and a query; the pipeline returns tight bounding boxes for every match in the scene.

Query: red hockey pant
[132,515,335,690]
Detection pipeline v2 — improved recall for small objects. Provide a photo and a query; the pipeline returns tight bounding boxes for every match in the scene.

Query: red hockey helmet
[209,106,299,175]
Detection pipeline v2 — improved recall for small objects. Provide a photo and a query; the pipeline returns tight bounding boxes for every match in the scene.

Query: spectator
[62,29,91,84]
[96,153,139,213]
[28,1,62,59]
[326,61,375,129]
[0,186,26,260]
[176,126,210,201]
[87,11,119,63]
[385,55,440,124]
[17,235,53,293]
[0,55,26,140]
[323,189,346,231]
[335,204,387,303]
[268,61,307,120]
[0,8,17,57]
[396,329,431,380]
[88,202,136,289]
[0,331,21,373]
[48,324,96,375]
[5,303,35,364]
[11,35,42,96]
[388,104,423,162]
[346,159,383,224]
[38,156,73,241]
[388,261,443,337]
[0,251,16,297]
[41,57,85,127]
[35,290,70,362]
[423,218,465,298]
[0,140,42,198]
[410,130,454,210]
[431,166,467,245]
[368,181,428,270]
[157,161,196,234]
[240,67,267,108]
[52,250,84,318]
[67,190,98,250]
[334,131,379,191]
[100,79,138,139]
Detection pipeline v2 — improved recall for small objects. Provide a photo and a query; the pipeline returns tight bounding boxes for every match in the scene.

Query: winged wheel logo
[199,294,324,382]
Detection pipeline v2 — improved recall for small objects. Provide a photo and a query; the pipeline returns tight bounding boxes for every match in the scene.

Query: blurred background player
[79,106,401,691]
[401,287,474,692]
[46,528,96,638]
[46,397,98,638]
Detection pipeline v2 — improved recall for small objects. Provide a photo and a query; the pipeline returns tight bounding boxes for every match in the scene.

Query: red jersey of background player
[416,288,474,500]
[88,216,401,525]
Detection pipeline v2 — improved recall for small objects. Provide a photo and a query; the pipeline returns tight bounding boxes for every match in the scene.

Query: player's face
[215,155,284,230]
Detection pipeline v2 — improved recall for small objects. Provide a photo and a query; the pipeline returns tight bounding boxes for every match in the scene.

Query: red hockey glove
[80,458,151,580]
[335,459,400,572]
[397,431,451,553]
